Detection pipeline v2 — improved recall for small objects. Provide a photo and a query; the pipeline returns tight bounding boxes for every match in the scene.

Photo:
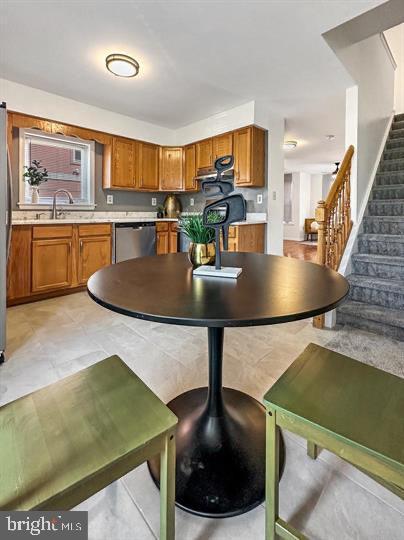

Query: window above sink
[18,129,95,209]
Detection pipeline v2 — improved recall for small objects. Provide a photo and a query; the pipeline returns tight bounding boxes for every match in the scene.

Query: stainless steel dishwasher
[114,222,156,262]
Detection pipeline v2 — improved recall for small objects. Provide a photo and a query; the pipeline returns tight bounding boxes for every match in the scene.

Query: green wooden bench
[0,355,178,540]
[263,343,404,540]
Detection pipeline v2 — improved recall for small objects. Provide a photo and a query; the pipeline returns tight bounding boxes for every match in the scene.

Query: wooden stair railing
[313,145,354,329]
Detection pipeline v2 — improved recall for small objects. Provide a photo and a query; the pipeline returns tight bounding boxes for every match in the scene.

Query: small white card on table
[193,266,242,279]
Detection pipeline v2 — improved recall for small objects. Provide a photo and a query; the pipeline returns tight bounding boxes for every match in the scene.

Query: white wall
[254,104,285,255]
[0,78,175,145]
[385,24,404,114]
[336,34,395,221]
[175,102,255,146]
[283,172,302,241]
[309,174,323,216]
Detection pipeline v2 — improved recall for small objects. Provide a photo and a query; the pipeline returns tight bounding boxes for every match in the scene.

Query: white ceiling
[0,0,386,167]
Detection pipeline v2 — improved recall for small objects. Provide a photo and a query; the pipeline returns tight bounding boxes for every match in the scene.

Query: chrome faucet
[51,189,74,219]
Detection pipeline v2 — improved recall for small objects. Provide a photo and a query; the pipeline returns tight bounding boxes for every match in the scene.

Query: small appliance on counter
[163,194,181,218]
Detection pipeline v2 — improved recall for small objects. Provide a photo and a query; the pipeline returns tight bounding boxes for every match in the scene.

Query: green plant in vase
[23,159,49,204]
[180,213,220,267]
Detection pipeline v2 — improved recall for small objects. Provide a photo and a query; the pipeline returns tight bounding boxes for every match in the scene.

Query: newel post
[313,200,327,329]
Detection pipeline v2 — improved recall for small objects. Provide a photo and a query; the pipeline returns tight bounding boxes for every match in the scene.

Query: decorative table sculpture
[193,155,247,278]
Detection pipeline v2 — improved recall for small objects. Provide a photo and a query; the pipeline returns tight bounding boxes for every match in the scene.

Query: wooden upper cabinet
[184,144,197,191]
[138,142,159,190]
[159,147,183,191]
[233,126,265,187]
[196,139,213,170]
[212,132,233,162]
[103,137,137,190]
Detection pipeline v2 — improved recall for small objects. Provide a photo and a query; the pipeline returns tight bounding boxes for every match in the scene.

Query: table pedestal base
[148,386,285,518]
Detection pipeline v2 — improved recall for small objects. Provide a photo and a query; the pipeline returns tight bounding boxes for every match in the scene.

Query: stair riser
[363,219,404,235]
[337,312,404,341]
[358,239,404,257]
[390,129,404,139]
[367,201,404,216]
[348,285,404,309]
[353,260,404,279]
[375,174,404,185]
[383,149,404,160]
[395,113,404,122]
[378,161,404,173]
[392,121,404,131]
[386,139,404,150]
[372,186,404,199]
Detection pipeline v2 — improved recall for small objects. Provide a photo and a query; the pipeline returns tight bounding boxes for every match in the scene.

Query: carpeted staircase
[337,113,404,341]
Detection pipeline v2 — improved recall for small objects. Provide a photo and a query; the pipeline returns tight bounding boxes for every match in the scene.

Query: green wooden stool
[263,343,404,540]
[0,355,178,540]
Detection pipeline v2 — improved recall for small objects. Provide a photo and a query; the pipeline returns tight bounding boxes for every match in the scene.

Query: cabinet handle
[80,240,83,253]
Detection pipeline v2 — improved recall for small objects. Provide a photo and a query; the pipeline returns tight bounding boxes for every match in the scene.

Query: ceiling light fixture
[105,54,139,78]
[283,140,298,150]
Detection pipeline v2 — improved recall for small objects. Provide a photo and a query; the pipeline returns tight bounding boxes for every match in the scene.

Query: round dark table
[87,252,349,518]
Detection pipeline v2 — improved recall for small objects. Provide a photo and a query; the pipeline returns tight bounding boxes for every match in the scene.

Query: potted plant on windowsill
[180,214,216,267]
[23,159,48,204]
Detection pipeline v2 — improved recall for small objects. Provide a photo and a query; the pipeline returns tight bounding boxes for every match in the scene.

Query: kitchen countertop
[12,213,267,227]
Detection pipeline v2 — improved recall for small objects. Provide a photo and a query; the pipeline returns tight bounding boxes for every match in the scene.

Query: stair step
[378,158,404,172]
[391,120,404,131]
[358,233,404,256]
[372,183,404,198]
[386,137,404,150]
[390,128,404,139]
[383,147,404,160]
[367,199,404,216]
[395,113,404,122]
[363,215,404,234]
[337,301,404,341]
[347,274,404,309]
[352,253,404,279]
[376,171,404,185]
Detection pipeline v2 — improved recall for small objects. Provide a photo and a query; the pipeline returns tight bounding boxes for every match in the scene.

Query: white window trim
[18,128,96,210]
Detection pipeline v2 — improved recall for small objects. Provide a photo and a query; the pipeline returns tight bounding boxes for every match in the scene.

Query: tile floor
[2,292,404,539]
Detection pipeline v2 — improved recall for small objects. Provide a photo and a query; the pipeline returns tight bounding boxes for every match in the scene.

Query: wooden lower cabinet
[7,223,112,305]
[78,235,112,285]
[32,238,73,293]
[156,221,178,255]
[223,224,265,253]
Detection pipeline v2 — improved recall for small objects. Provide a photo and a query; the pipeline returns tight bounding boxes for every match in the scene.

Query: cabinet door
[138,142,159,190]
[111,137,137,189]
[212,133,233,161]
[78,236,112,285]
[7,225,32,302]
[233,127,252,186]
[156,231,169,255]
[196,139,213,170]
[168,223,178,253]
[32,239,73,293]
[184,144,197,191]
[160,147,183,191]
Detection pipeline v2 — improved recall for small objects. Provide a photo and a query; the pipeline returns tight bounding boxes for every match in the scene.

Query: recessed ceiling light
[325,134,335,141]
[283,140,298,150]
[105,54,139,78]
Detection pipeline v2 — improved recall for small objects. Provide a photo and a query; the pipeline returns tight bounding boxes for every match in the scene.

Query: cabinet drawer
[79,223,111,237]
[156,221,169,232]
[32,225,73,239]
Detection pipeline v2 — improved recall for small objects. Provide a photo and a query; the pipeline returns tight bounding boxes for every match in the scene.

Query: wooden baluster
[313,200,327,328]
